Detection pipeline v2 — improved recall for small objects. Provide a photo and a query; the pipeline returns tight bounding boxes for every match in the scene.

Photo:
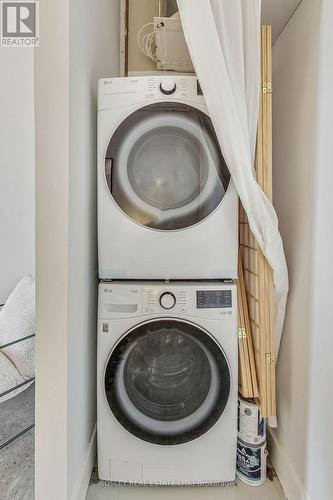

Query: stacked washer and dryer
[97,76,239,484]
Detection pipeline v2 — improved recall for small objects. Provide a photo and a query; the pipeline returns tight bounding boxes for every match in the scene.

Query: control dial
[159,78,177,95]
[159,292,176,310]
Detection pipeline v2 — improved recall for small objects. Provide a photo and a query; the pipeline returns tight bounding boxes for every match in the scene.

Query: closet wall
[35,1,120,499]
[270,1,333,499]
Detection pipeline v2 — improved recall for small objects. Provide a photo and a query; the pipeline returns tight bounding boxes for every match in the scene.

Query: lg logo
[1,1,39,46]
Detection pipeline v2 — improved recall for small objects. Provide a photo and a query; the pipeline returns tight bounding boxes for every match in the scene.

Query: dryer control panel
[98,76,205,111]
[143,76,195,100]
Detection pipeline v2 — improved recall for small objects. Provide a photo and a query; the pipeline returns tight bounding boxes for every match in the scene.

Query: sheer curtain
[177,0,288,354]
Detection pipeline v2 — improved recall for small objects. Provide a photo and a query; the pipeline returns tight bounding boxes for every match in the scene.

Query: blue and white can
[236,438,267,486]
[238,397,266,445]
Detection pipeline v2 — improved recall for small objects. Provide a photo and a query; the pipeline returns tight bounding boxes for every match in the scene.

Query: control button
[145,306,156,313]
[159,292,176,310]
[159,78,177,95]
[181,306,187,313]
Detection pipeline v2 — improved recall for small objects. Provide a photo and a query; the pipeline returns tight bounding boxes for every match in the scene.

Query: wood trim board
[239,26,276,417]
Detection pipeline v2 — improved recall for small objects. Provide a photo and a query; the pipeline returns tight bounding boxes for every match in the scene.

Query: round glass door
[104,320,231,445]
[105,103,230,230]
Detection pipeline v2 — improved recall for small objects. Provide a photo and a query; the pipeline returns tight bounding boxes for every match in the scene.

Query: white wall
[305,1,333,498]
[35,0,69,497]
[35,1,119,499]
[270,1,333,499]
[67,0,119,498]
[0,48,35,303]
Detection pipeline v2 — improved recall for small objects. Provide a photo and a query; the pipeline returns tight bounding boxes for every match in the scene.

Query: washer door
[104,320,231,445]
[105,103,230,230]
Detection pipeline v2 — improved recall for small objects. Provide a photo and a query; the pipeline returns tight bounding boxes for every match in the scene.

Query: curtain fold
[177,0,288,354]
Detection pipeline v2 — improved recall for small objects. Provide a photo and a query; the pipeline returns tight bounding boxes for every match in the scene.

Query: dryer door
[104,319,231,445]
[105,103,231,230]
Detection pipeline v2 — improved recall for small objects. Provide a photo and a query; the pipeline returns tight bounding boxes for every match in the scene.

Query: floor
[0,384,286,500]
[86,476,286,500]
[0,384,35,500]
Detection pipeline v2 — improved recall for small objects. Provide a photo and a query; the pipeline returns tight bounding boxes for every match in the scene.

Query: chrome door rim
[104,103,231,231]
[104,319,231,445]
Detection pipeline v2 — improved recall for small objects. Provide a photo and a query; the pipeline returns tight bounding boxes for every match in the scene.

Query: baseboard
[268,430,310,500]
[70,424,97,500]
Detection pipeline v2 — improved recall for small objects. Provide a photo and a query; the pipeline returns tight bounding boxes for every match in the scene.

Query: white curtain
[177,0,289,354]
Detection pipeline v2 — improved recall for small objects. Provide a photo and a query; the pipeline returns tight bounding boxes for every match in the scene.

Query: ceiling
[261,0,302,42]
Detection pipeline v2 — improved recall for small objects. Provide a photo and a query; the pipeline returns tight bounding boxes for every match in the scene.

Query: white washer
[98,76,238,280]
[97,281,238,484]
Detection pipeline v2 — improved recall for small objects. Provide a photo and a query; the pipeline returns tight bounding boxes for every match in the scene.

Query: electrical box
[154,13,194,72]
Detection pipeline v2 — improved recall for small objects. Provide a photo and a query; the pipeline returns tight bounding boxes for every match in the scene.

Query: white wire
[137,22,153,52]
[143,30,156,61]
[137,22,159,63]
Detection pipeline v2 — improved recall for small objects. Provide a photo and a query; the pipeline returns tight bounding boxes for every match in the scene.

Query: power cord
[137,22,160,63]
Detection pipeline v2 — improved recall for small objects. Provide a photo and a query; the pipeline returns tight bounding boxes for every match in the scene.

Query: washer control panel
[99,282,236,320]
[142,283,235,319]
[144,287,189,314]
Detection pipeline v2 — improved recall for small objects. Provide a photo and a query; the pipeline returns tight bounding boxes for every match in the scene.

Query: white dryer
[97,281,238,484]
[98,76,238,280]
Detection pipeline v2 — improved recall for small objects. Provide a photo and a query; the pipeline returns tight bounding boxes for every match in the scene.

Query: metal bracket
[238,328,247,339]
[266,353,276,364]
[263,82,272,94]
